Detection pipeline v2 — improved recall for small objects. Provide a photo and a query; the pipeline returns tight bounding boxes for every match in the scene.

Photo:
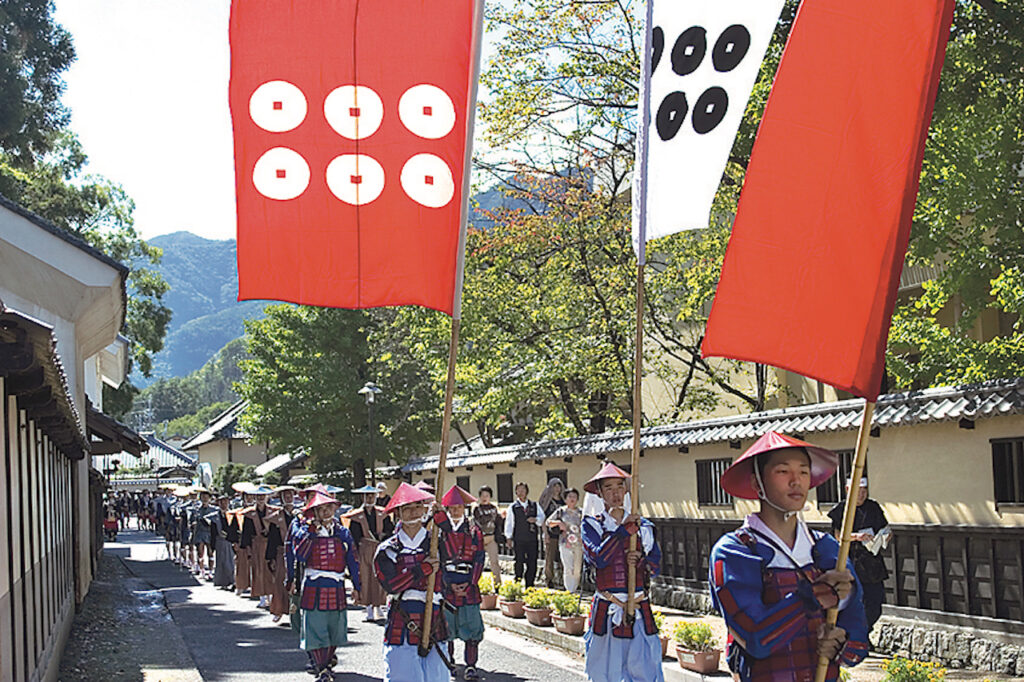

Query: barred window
[547,469,568,487]
[993,438,1024,505]
[696,458,733,507]
[816,449,858,507]
[496,473,514,504]
[456,475,471,492]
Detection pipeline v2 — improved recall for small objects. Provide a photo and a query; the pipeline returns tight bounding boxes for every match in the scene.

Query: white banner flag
[633,0,786,258]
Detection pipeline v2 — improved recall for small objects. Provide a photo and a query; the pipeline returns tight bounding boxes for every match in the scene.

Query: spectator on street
[546,487,583,592]
[472,485,504,586]
[538,478,565,587]
[829,476,890,638]
[504,482,544,587]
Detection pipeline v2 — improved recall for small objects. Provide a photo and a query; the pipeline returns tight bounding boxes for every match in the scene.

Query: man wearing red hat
[373,482,450,682]
[582,462,664,682]
[434,485,486,680]
[709,432,869,682]
[292,491,361,682]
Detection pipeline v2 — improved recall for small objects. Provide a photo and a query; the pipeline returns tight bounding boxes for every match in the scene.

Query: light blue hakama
[584,615,665,682]
[383,642,449,682]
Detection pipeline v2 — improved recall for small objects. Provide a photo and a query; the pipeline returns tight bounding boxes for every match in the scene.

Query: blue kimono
[709,515,869,682]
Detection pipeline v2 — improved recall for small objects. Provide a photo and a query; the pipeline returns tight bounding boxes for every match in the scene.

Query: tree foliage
[888,0,1024,388]
[131,337,247,430]
[476,0,1023,438]
[212,462,256,496]
[0,0,74,165]
[237,306,438,486]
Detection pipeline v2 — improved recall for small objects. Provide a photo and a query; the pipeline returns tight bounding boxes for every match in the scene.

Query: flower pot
[524,606,553,627]
[552,614,586,636]
[500,599,525,618]
[660,635,669,659]
[675,646,721,674]
[480,593,499,610]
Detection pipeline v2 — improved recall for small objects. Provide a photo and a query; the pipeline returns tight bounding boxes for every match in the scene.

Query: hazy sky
[55,0,238,241]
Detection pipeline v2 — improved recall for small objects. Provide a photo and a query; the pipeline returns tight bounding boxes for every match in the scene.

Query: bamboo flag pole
[419,318,461,656]
[419,0,484,656]
[626,0,655,621]
[625,262,645,619]
[813,399,876,682]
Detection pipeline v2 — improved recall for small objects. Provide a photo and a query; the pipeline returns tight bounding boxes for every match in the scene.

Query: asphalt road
[117,530,587,681]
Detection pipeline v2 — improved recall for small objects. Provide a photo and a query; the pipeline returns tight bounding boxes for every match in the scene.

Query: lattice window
[696,458,733,507]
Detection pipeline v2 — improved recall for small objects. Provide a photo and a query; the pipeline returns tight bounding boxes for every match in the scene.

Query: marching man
[267,485,301,623]
[582,462,664,682]
[435,485,486,681]
[709,432,869,682]
[373,482,449,682]
[241,484,280,608]
[292,490,361,682]
[344,484,393,622]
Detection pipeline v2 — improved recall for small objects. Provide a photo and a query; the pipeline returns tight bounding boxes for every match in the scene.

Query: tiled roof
[255,451,307,476]
[403,378,1024,473]
[180,400,249,450]
[93,432,195,472]
[108,476,190,488]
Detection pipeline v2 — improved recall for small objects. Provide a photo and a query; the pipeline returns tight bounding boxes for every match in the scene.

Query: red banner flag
[701,0,954,400]
[230,0,478,315]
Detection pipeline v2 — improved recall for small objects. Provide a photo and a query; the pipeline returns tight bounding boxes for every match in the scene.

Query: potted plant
[652,608,669,658]
[498,580,526,618]
[673,621,721,674]
[523,587,554,627]
[478,574,499,611]
[550,591,587,636]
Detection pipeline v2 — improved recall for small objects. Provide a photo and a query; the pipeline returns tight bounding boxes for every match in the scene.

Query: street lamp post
[358,382,382,486]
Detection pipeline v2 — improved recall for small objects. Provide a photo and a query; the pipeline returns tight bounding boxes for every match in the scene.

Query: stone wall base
[874,615,1024,676]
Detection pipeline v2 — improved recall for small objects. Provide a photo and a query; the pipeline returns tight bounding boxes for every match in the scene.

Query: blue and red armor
[374,525,448,646]
[434,511,485,606]
[710,527,869,682]
[582,511,661,638]
[291,520,360,611]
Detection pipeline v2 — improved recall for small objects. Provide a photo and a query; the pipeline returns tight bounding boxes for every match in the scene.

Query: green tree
[481,0,1024,420]
[212,462,256,496]
[158,401,231,441]
[887,1,1024,388]
[237,305,437,487]
[0,0,75,165]
[132,337,248,429]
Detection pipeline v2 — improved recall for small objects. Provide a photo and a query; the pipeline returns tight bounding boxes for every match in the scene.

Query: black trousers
[513,539,539,587]
[862,581,885,633]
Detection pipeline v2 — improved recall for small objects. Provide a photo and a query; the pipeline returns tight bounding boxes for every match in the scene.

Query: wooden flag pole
[419,0,484,654]
[626,261,645,619]
[626,0,655,621]
[813,399,876,682]
[419,317,461,657]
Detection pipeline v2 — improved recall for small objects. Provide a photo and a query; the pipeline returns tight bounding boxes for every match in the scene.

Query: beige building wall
[410,413,1024,528]
[197,438,269,476]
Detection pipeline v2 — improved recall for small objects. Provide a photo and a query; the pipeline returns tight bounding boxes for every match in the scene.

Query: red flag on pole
[701,0,954,400]
[230,0,478,315]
